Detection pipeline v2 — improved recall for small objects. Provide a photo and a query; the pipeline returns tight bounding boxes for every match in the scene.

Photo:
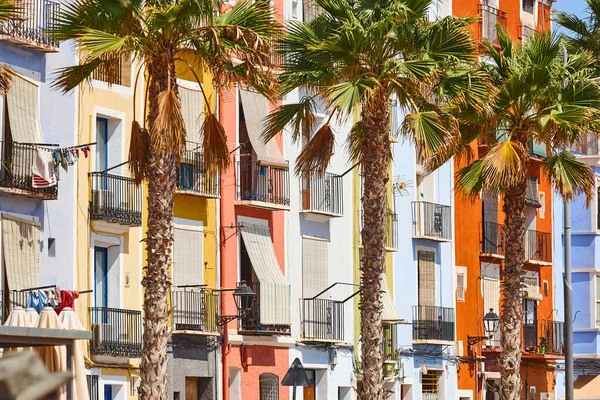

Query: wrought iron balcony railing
[177,142,219,198]
[89,172,142,226]
[359,210,399,250]
[236,161,290,208]
[301,172,343,216]
[89,307,142,358]
[0,0,60,50]
[411,201,452,240]
[237,281,291,334]
[477,4,507,45]
[171,288,219,333]
[0,142,58,199]
[480,221,506,256]
[0,290,29,324]
[523,320,564,354]
[412,305,455,342]
[525,229,551,263]
[301,298,344,342]
[517,25,538,42]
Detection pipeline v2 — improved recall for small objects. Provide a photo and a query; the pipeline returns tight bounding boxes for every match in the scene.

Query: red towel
[56,290,79,314]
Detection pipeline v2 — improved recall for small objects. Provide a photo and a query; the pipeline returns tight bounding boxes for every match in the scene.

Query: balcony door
[96,117,108,172]
[523,299,538,349]
[94,247,108,323]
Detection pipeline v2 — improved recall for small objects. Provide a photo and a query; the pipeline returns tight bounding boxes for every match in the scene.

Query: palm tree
[555,0,600,72]
[0,0,16,93]
[432,30,600,399]
[50,0,278,397]
[263,0,488,397]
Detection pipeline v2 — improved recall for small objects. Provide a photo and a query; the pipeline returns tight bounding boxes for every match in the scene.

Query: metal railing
[0,290,29,324]
[89,172,142,226]
[236,161,290,207]
[478,4,507,44]
[237,282,291,334]
[525,229,551,262]
[87,375,99,400]
[89,307,142,358]
[539,320,564,354]
[301,298,344,341]
[383,323,399,377]
[480,221,505,255]
[518,25,538,42]
[412,305,455,342]
[301,172,343,216]
[0,142,58,199]
[0,0,60,49]
[177,142,219,198]
[411,201,452,240]
[171,288,219,333]
[359,210,398,249]
[523,321,538,350]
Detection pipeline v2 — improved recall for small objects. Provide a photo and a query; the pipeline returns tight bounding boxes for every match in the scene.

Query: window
[456,272,466,302]
[596,275,600,328]
[539,192,546,219]
[259,373,279,400]
[94,247,108,309]
[172,224,204,287]
[543,280,548,297]
[302,236,328,298]
[523,0,534,13]
[417,251,436,307]
[422,370,442,398]
[304,370,316,400]
[96,117,108,172]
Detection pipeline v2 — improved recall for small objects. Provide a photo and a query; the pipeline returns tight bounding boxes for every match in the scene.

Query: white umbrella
[25,307,39,327]
[37,306,67,400]
[3,306,32,354]
[59,307,88,400]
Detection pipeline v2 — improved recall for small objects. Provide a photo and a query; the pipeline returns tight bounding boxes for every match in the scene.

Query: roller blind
[179,83,204,146]
[302,236,328,299]
[418,251,436,307]
[172,225,204,287]
[2,214,40,290]
[6,73,43,143]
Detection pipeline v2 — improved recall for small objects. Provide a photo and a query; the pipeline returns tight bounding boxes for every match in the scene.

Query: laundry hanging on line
[30,144,92,188]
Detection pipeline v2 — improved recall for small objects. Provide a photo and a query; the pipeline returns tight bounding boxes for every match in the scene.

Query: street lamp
[218,281,256,326]
[468,308,500,346]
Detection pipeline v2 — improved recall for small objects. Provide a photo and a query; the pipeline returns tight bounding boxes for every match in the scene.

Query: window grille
[259,373,280,400]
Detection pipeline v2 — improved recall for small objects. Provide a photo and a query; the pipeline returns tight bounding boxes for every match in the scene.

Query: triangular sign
[282,358,311,387]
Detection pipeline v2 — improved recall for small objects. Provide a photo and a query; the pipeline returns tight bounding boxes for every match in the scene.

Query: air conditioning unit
[92,323,113,344]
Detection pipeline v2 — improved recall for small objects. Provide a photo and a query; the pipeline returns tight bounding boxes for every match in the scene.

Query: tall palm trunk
[139,55,178,400]
[359,88,390,400]
[499,176,527,400]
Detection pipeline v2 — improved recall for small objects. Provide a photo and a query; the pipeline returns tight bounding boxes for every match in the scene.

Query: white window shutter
[302,237,328,298]
[418,251,436,307]
[172,225,204,287]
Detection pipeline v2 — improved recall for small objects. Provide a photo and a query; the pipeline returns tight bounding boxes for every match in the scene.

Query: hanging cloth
[56,290,79,314]
[26,290,47,313]
[31,148,57,188]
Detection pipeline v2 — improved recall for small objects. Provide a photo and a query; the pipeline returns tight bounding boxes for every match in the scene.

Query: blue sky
[555,0,587,16]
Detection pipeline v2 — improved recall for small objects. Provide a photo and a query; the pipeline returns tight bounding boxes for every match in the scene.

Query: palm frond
[262,97,317,143]
[345,120,363,164]
[455,159,485,199]
[202,113,230,174]
[326,79,376,115]
[129,120,150,184]
[295,122,335,176]
[402,110,453,160]
[545,150,595,206]
[480,140,526,189]
[151,88,185,156]
[0,0,15,24]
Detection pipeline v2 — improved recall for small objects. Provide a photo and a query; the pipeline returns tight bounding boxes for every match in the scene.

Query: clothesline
[18,285,92,294]
[0,141,96,150]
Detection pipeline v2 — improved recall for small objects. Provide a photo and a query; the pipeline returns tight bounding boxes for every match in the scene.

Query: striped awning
[239,89,287,168]
[382,273,402,322]
[240,225,291,325]
[6,73,43,144]
[2,214,40,291]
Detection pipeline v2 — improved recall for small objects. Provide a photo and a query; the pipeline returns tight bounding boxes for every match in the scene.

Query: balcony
[301,298,344,342]
[477,4,507,45]
[412,305,455,343]
[0,142,58,199]
[359,210,399,250]
[236,161,290,210]
[301,172,343,218]
[523,320,564,355]
[480,221,505,257]
[171,288,219,334]
[176,142,219,198]
[518,25,538,42]
[525,229,551,264]
[89,172,142,226]
[0,290,29,324]
[238,282,291,334]
[89,307,142,358]
[0,0,60,51]
[411,201,452,241]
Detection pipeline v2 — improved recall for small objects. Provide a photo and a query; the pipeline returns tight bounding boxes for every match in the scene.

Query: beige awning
[240,225,291,325]
[2,214,40,291]
[172,225,204,287]
[6,73,43,143]
[239,89,287,167]
[179,83,204,146]
[382,274,402,322]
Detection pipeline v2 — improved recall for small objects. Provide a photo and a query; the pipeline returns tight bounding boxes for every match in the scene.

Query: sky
[555,0,587,17]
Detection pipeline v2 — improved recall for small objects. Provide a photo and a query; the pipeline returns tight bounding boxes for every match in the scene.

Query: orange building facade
[453,2,559,399]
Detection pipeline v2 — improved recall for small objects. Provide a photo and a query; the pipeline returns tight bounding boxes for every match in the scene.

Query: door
[103,384,112,400]
[94,247,108,319]
[304,369,316,400]
[185,377,198,400]
[523,299,538,349]
[96,118,108,172]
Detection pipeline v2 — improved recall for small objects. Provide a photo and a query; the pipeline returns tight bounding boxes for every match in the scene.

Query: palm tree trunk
[499,177,527,400]
[359,88,390,400]
[139,55,178,400]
